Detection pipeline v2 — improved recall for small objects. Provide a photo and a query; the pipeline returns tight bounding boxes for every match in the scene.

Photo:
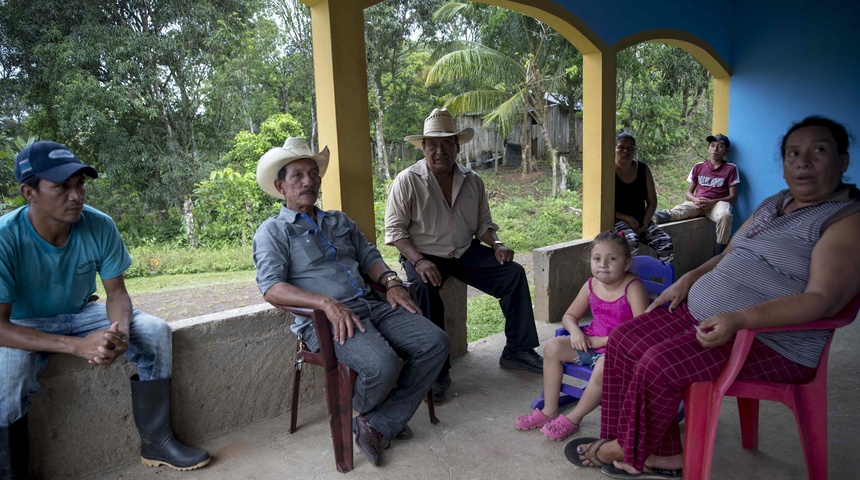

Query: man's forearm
[392,238,426,264]
[478,229,499,246]
[105,293,133,335]
[0,320,79,355]
[263,281,339,312]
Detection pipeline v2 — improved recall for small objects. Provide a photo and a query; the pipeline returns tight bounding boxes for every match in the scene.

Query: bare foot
[612,459,643,475]
[578,439,623,467]
[645,453,683,471]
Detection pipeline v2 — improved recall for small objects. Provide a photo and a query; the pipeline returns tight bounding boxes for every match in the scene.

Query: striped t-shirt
[687,184,860,367]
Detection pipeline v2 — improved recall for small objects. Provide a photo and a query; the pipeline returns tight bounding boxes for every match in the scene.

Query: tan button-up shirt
[384,160,498,259]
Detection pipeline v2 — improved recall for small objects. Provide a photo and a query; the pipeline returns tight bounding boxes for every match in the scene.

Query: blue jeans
[0,302,172,426]
[303,296,450,439]
[573,349,603,368]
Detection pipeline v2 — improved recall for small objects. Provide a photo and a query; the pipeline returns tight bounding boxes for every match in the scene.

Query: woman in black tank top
[612,133,674,263]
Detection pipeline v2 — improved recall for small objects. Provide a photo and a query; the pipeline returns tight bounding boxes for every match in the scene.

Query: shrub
[126,245,253,278]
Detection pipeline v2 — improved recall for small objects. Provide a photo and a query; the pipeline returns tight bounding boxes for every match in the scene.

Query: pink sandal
[541,415,579,441]
[515,408,554,430]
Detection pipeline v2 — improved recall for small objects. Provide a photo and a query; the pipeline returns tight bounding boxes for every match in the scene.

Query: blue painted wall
[553,0,859,228]
[727,0,860,223]
[551,0,733,59]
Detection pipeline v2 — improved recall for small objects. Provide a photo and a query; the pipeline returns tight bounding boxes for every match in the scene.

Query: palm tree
[427,3,574,196]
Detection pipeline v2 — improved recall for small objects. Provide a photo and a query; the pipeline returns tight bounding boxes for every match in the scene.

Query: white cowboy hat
[404,108,474,149]
[256,137,330,198]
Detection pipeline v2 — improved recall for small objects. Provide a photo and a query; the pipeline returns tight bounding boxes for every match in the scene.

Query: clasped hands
[693,197,715,211]
[82,322,129,365]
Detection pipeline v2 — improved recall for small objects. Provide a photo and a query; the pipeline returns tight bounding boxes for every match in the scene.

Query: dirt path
[131,252,535,322]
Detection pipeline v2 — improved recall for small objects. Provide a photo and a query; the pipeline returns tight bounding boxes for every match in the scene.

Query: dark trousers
[401,240,539,374]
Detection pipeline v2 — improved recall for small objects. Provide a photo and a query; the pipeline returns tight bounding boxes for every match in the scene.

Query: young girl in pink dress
[515,231,648,441]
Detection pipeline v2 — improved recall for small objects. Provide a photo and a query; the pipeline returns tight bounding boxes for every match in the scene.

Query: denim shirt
[253,205,384,334]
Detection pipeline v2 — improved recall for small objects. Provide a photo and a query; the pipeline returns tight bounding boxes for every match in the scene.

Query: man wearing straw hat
[253,137,449,467]
[385,109,543,403]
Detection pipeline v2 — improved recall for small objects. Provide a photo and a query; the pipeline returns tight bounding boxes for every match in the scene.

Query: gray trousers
[304,296,449,439]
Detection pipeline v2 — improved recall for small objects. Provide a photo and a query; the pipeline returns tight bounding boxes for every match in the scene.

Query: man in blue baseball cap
[0,141,210,477]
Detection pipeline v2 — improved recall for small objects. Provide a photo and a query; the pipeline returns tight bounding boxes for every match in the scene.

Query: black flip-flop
[600,464,683,479]
[564,437,611,468]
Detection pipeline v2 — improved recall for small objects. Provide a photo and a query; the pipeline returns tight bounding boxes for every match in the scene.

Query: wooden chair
[274,284,438,473]
[682,293,860,480]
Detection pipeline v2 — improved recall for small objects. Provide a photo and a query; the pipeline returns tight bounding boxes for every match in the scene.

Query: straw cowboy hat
[404,108,474,149]
[256,137,330,198]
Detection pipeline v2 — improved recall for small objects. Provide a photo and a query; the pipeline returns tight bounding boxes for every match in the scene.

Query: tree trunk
[521,111,531,176]
[310,101,317,150]
[540,124,558,197]
[182,196,197,248]
[559,154,568,195]
[373,83,390,180]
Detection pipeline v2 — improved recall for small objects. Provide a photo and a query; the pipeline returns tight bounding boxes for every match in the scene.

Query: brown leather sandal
[564,437,612,468]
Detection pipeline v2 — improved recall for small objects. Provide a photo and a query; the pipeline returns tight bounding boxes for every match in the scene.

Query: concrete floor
[93,321,860,480]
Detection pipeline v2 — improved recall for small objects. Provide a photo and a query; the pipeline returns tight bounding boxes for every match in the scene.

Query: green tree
[0,0,265,246]
[268,0,317,144]
[616,43,712,163]
[192,113,303,246]
[364,0,445,180]
[0,136,36,213]
[428,4,575,196]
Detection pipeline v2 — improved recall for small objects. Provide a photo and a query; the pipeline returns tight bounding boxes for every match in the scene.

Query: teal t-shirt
[0,205,132,319]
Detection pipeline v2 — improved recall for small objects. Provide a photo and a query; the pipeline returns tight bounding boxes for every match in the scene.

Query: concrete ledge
[31,218,712,478]
[533,217,716,324]
[28,304,325,480]
[28,290,470,479]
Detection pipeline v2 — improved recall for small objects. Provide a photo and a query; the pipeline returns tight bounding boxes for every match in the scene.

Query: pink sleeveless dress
[581,277,640,353]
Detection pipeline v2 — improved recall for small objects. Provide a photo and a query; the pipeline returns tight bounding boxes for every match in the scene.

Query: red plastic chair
[682,293,860,480]
[531,256,674,409]
[275,283,438,473]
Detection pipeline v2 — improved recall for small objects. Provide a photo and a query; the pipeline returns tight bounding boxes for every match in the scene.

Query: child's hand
[587,336,608,349]
[568,329,588,352]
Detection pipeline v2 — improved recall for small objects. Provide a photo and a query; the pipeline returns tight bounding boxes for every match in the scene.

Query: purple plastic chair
[531,255,675,410]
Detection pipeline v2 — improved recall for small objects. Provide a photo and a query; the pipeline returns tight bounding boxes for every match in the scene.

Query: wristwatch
[493,240,505,249]
[384,274,401,286]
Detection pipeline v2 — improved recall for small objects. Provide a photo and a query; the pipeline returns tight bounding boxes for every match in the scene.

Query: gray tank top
[688,184,860,367]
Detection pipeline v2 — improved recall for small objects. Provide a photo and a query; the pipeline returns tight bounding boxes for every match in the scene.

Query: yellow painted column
[581,50,617,238]
[712,75,730,135]
[305,0,377,241]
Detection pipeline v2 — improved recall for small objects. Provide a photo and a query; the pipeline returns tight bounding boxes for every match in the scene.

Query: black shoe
[394,424,413,440]
[432,371,452,403]
[352,415,388,466]
[653,210,671,224]
[499,348,543,373]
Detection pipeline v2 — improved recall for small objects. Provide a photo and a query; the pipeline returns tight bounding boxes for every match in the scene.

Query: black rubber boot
[130,375,210,471]
[1,415,29,480]
[713,243,727,255]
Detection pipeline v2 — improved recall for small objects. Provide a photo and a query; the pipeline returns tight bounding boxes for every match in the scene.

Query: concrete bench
[27,219,713,478]
[27,281,469,479]
[533,217,716,324]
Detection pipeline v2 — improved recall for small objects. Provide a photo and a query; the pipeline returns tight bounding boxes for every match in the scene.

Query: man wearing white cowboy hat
[252,137,449,467]
[385,108,543,402]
